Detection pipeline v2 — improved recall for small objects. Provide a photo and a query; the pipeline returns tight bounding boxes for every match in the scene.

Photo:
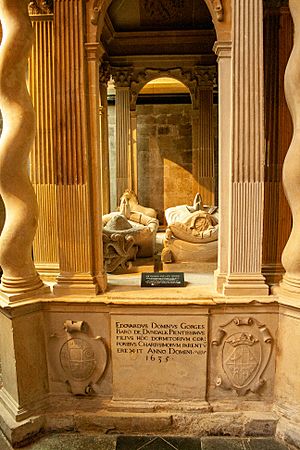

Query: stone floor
[0,434,297,450]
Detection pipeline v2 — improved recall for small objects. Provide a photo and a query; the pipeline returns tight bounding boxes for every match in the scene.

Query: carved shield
[60,338,96,381]
[222,333,261,389]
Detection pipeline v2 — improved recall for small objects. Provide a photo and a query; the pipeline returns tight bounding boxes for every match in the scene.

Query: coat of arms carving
[212,317,273,396]
[49,320,109,395]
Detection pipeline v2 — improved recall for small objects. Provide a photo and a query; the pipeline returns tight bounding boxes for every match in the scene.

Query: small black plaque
[141,272,184,287]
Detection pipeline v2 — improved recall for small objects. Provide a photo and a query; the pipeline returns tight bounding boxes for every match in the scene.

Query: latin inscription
[111,315,208,400]
[113,317,207,363]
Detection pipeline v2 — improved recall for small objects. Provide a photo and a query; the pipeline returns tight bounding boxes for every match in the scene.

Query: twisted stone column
[263,5,293,285]
[0,0,47,301]
[281,0,300,293]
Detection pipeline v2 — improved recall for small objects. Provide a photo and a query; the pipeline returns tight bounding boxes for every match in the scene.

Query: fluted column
[0,0,48,302]
[28,2,59,280]
[213,41,232,292]
[112,68,132,201]
[262,5,293,285]
[53,1,106,295]
[193,67,215,205]
[99,63,110,214]
[281,0,300,293]
[223,0,269,296]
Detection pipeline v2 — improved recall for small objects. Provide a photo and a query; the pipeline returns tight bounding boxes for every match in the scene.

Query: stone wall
[136,103,193,224]
[275,304,300,448]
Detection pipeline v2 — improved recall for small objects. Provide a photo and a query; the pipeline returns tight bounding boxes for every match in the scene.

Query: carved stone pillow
[103,215,144,235]
[104,215,132,231]
[103,215,154,257]
[182,211,218,231]
[169,212,218,243]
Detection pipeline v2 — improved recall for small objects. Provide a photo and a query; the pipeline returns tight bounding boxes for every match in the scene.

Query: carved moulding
[28,0,53,15]
[212,317,273,396]
[49,320,108,395]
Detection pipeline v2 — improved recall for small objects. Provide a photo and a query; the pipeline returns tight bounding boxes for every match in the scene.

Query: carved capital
[99,62,111,85]
[194,65,216,86]
[209,0,224,21]
[111,67,133,88]
[28,0,53,15]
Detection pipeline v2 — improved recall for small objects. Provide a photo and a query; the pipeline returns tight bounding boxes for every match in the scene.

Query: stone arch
[88,0,230,43]
[129,70,197,111]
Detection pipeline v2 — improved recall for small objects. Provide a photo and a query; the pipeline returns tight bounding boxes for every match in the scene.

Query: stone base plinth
[223,274,270,296]
[0,283,50,305]
[53,273,107,296]
[0,290,299,448]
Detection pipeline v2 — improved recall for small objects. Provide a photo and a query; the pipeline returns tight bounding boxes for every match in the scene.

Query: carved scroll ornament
[210,0,224,21]
[91,0,106,25]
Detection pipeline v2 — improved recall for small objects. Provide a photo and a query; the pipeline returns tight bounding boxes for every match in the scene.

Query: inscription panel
[111,315,208,400]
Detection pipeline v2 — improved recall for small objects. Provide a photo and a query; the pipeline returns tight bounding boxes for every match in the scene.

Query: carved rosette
[211,317,273,396]
[49,320,108,395]
[28,0,53,15]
